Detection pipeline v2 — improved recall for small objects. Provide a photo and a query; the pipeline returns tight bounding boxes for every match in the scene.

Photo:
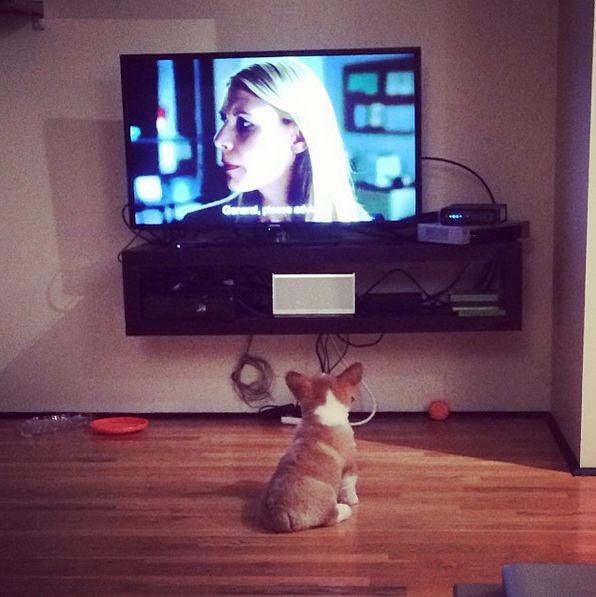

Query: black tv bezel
[119,46,422,239]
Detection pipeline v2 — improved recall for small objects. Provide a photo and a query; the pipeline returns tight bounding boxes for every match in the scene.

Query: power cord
[117,203,168,262]
[358,261,471,307]
[313,333,379,427]
[230,335,275,408]
[421,156,497,204]
[330,335,378,427]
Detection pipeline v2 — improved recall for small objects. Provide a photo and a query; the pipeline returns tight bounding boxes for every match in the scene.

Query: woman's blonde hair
[227,58,369,222]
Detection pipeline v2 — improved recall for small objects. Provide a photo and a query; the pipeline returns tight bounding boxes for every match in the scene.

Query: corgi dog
[261,363,363,532]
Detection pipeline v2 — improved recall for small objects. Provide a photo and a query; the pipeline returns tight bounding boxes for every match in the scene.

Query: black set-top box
[440,203,507,226]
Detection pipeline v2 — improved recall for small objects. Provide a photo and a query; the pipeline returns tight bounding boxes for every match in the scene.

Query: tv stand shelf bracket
[120,238,523,336]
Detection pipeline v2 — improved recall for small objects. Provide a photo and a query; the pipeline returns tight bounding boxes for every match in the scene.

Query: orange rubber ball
[428,400,450,421]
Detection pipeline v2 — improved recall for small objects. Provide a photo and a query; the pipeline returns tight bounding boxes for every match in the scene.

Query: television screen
[120,47,421,234]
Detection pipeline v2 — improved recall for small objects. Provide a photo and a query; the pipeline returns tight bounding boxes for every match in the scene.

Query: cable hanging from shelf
[421,156,497,204]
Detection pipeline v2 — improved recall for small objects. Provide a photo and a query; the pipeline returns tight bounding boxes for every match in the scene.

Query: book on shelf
[449,289,500,303]
[453,305,505,317]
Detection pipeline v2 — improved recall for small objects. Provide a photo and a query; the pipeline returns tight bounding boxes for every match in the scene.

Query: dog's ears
[337,362,363,387]
[285,371,312,401]
[286,364,362,399]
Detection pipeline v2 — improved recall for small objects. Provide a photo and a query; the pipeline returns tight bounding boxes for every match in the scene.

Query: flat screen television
[119,47,421,241]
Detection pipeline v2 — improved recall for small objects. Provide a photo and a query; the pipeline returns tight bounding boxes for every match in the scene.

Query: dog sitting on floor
[260,362,363,532]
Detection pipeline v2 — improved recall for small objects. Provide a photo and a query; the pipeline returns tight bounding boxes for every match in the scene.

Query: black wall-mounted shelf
[0,0,44,29]
[120,236,523,336]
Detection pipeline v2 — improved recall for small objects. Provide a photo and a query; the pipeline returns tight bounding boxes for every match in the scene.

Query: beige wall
[0,1,560,414]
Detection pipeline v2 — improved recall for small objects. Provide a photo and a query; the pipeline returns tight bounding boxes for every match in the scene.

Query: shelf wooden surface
[1,413,594,596]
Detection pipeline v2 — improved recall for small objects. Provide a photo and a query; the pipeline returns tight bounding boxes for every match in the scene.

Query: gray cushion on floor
[503,562,596,597]
[453,584,505,597]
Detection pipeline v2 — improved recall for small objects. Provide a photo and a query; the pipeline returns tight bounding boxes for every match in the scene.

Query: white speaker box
[272,273,355,316]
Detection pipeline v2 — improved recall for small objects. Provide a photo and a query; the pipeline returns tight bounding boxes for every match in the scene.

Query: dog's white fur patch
[336,503,353,523]
[339,473,359,505]
[314,391,349,427]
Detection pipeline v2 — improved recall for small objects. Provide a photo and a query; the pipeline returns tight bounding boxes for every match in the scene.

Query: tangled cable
[230,336,275,408]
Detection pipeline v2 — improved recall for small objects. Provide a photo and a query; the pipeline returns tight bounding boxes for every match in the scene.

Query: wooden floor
[1,413,595,597]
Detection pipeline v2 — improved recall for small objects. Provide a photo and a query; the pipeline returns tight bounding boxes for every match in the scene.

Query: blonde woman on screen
[213,58,370,223]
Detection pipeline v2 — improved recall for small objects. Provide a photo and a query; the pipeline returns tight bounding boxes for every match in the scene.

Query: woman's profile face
[214,85,303,204]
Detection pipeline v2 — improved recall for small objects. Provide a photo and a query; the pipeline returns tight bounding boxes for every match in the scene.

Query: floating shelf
[0,0,44,29]
[121,238,523,336]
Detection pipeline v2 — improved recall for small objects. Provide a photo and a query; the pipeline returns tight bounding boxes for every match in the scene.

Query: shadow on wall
[0,260,128,410]
[0,253,248,412]
[0,118,234,411]
[0,14,34,40]
[43,118,130,296]
[0,116,252,411]
[0,119,136,408]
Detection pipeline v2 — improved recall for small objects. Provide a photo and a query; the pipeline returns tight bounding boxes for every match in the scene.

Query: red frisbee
[90,416,148,435]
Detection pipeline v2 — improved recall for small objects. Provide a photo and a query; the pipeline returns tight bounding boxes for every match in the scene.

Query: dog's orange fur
[260,363,363,532]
